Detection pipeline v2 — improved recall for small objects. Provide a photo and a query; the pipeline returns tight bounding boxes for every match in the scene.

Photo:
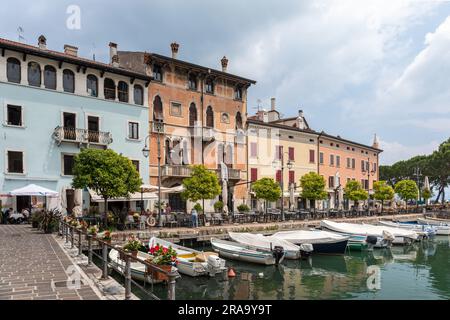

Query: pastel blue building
[0,36,151,214]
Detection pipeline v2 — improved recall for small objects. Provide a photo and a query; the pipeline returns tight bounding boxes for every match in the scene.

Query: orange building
[119,43,255,212]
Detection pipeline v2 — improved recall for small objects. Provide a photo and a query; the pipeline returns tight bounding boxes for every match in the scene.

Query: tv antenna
[253,99,263,112]
[91,43,96,61]
[17,26,25,42]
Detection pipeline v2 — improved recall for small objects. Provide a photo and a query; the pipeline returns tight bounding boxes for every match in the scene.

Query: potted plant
[213,201,224,213]
[102,230,112,245]
[31,212,42,228]
[79,220,88,232]
[40,209,62,234]
[237,204,250,213]
[122,235,142,259]
[88,225,99,236]
[133,212,141,223]
[147,244,177,281]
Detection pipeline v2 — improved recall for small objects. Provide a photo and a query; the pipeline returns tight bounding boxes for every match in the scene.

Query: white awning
[88,189,158,203]
[9,184,59,197]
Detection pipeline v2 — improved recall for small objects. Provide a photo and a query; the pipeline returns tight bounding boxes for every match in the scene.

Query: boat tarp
[228,232,300,251]
[320,220,419,240]
[272,230,349,244]
[418,218,450,227]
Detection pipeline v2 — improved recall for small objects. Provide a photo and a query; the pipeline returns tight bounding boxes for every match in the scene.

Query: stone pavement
[0,225,101,300]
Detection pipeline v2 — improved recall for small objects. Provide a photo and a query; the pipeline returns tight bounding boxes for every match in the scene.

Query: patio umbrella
[10,184,59,211]
[222,179,228,212]
[289,184,295,211]
[60,186,67,214]
[72,189,83,217]
[338,186,344,210]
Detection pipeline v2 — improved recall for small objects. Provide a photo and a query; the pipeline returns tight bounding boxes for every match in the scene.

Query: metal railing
[162,165,193,178]
[59,220,179,300]
[53,126,113,146]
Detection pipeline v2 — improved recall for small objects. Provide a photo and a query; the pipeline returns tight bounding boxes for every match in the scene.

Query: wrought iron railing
[53,126,113,146]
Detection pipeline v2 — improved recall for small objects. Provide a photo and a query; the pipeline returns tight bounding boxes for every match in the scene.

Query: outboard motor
[366,235,378,250]
[272,246,285,265]
[299,243,314,259]
[206,254,225,277]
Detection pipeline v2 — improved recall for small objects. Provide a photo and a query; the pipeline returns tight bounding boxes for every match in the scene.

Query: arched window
[27,62,41,87]
[236,112,243,129]
[134,85,143,105]
[188,74,197,90]
[7,58,21,83]
[189,103,197,127]
[205,78,214,94]
[153,96,163,121]
[118,81,129,103]
[206,106,214,128]
[86,75,98,97]
[104,78,116,100]
[44,65,56,90]
[153,64,163,82]
[225,144,233,165]
[165,139,171,165]
[234,86,242,100]
[217,143,224,164]
[63,69,75,93]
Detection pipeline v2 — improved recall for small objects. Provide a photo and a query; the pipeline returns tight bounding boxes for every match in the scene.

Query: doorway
[16,196,31,213]
[169,193,186,212]
[66,189,75,215]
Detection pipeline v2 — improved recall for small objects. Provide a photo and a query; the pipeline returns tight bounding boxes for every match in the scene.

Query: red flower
[163,248,168,254]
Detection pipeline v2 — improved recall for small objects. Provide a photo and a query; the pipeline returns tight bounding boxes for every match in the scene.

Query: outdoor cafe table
[9,213,25,221]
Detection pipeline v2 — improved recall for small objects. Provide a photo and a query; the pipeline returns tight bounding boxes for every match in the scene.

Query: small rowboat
[211,238,285,265]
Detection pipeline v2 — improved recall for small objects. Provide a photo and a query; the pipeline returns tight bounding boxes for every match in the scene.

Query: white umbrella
[10,184,58,196]
[222,179,228,211]
[289,184,295,211]
[60,186,68,214]
[72,189,83,217]
[338,186,344,210]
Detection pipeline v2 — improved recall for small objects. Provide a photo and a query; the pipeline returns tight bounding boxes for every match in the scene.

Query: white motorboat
[271,230,349,254]
[228,232,313,259]
[378,220,436,239]
[148,238,227,277]
[210,238,285,265]
[320,220,419,246]
[417,218,450,235]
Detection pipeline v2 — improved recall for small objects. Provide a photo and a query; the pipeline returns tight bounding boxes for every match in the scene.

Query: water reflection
[148,236,449,300]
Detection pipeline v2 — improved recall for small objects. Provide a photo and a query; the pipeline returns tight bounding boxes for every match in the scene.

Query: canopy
[139,184,184,194]
[88,189,158,203]
[9,184,59,197]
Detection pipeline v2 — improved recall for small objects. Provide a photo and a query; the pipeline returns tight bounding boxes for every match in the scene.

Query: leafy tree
[72,149,142,222]
[373,181,395,213]
[252,178,282,213]
[182,165,221,211]
[299,172,328,211]
[422,188,432,206]
[344,180,368,209]
[394,180,419,211]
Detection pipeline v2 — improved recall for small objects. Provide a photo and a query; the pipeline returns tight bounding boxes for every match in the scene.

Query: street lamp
[366,157,376,215]
[272,151,294,221]
[142,121,164,227]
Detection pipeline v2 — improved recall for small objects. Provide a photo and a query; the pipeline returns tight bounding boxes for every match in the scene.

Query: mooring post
[167,272,176,300]
[78,230,82,256]
[87,235,92,266]
[70,227,74,249]
[124,256,131,300]
[102,242,108,280]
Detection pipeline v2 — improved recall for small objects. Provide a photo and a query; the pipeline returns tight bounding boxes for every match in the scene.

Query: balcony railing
[217,167,242,180]
[162,165,193,178]
[188,126,215,142]
[53,126,113,146]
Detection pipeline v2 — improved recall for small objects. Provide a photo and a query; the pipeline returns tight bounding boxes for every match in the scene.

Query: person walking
[191,207,198,228]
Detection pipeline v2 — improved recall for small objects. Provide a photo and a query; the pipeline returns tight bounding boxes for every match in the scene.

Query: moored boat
[379,220,436,239]
[210,238,285,265]
[417,218,450,235]
[271,230,349,254]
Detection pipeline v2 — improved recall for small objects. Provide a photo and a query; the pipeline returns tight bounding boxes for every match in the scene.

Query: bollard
[65,224,69,243]
[102,242,108,280]
[167,273,176,300]
[124,256,131,300]
[78,230,82,256]
[70,227,74,249]
[87,235,92,266]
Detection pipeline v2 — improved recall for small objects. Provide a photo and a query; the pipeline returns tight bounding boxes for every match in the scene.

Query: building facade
[119,43,255,212]
[0,37,151,214]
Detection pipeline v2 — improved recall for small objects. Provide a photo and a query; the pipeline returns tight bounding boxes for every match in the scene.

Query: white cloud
[378,139,440,165]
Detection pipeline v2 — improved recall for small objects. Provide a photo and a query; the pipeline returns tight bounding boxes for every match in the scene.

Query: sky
[1,0,450,166]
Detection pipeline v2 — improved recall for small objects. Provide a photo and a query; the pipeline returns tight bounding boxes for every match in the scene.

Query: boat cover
[320,220,419,240]
[418,218,450,227]
[228,232,300,252]
[272,230,349,244]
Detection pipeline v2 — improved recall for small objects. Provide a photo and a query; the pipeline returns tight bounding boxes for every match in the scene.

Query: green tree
[394,180,419,211]
[72,149,142,221]
[422,188,432,206]
[182,165,221,212]
[252,178,282,213]
[373,181,395,213]
[299,172,328,212]
[344,180,368,209]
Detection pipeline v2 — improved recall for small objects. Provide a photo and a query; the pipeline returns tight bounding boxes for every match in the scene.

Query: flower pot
[147,264,172,281]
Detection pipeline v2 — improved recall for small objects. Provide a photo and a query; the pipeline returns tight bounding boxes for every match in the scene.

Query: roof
[0,38,152,82]
[318,132,383,152]
[133,51,256,85]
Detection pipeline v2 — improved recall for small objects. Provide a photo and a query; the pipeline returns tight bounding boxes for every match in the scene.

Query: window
[6,105,22,126]
[234,87,242,100]
[44,65,56,90]
[205,78,214,94]
[153,96,163,121]
[7,151,23,174]
[236,112,243,129]
[330,154,334,166]
[361,160,365,172]
[276,170,282,183]
[86,75,98,97]
[250,168,258,182]
[225,145,233,165]
[63,112,76,140]
[352,158,356,169]
[206,106,214,128]
[128,122,139,140]
[373,163,377,172]
[189,103,197,127]
[7,58,21,83]
[27,62,41,87]
[63,69,75,93]
[309,150,315,163]
[118,81,129,103]
[288,147,295,161]
[63,155,75,176]
[87,116,99,143]
[347,157,351,168]
[170,102,182,117]
[289,171,295,184]
[319,152,324,164]
[275,145,283,160]
[188,74,197,90]
[217,144,224,164]
[329,176,334,188]
[250,142,258,158]
[336,155,340,167]
[153,65,163,82]
[104,78,116,100]
[134,85,143,105]
[131,160,139,173]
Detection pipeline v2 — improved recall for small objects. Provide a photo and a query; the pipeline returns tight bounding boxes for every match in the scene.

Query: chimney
[64,45,78,57]
[170,42,179,59]
[372,134,380,149]
[38,35,47,50]
[271,98,276,111]
[297,110,306,129]
[109,42,119,67]
[221,56,229,72]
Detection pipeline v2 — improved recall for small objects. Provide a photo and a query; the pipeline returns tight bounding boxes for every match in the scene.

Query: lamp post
[142,121,164,227]
[366,157,376,215]
[272,151,294,221]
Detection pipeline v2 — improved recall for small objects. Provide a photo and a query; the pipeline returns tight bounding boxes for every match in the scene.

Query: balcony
[188,126,215,142]
[162,165,193,178]
[53,126,113,147]
[217,167,242,180]
[151,121,165,134]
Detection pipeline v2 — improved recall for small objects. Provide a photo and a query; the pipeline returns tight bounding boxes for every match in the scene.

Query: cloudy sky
[1,0,450,165]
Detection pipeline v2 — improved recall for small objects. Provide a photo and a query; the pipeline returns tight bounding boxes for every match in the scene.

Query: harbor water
[134,236,450,300]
